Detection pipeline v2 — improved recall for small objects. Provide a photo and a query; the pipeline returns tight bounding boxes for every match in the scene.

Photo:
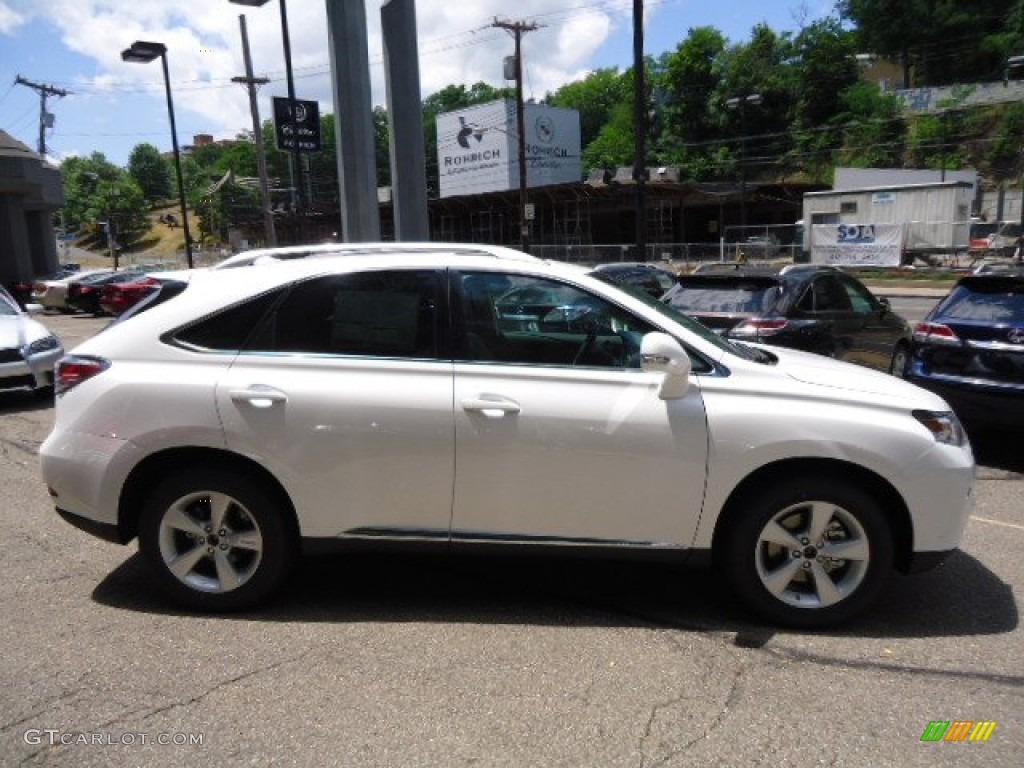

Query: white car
[31,269,113,312]
[40,244,974,627]
[0,285,63,395]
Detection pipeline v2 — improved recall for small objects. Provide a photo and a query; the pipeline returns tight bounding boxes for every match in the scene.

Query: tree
[840,0,1021,87]
[548,68,632,151]
[127,143,171,202]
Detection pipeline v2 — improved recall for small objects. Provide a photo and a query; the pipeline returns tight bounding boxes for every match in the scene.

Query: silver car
[0,285,63,395]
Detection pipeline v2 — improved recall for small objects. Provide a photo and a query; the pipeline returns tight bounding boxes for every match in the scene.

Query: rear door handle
[229,386,288,409]
[461,395,521,418]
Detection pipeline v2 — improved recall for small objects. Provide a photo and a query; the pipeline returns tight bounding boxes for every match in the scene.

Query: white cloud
[0,2,26,34]
[8,0,625,147]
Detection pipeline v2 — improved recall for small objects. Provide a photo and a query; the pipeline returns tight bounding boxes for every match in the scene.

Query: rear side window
[938,280,1024,324]
[174,289,285,351]
[245,270,442,359]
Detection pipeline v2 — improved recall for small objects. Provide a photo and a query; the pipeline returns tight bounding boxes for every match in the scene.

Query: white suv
[40,244,974,627]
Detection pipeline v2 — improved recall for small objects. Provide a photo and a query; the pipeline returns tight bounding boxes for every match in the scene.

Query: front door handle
[229,386,288,409]
[461,395,521,418]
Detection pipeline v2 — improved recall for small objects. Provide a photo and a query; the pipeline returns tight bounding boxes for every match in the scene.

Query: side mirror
[23,302,44,315]
[640,332,692,399]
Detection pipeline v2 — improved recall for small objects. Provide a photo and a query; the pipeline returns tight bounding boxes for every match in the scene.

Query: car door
[213,269,456,540]
[449,270,710,550]
[835,274,908,370]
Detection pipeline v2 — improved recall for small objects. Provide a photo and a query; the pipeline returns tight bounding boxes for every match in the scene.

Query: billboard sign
[811,223,904,266]
[436,99,581,198]
[272,97,321,152]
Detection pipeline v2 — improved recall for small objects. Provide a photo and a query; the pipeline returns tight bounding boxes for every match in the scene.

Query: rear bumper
[56,507,128,544]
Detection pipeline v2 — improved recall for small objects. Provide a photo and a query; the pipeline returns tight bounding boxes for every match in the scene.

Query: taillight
[731,318,788,337]
[913,322,960,345]
[54,355,110,396]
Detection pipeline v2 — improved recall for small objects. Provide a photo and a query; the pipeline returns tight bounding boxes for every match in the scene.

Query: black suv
[661,265,911,372]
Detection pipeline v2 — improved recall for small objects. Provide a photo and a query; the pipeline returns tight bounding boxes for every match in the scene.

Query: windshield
[939,279,1024,324]
[590,270,755,358]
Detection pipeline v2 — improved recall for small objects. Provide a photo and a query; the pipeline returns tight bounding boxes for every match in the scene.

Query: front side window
[838,276,878,314]
[454,271,655,369]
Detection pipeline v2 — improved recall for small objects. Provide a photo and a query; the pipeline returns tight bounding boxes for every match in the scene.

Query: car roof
[213,242,540,270]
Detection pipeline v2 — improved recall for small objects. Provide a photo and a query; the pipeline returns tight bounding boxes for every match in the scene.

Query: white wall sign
[436,99,581,198]
[811,223,904,266]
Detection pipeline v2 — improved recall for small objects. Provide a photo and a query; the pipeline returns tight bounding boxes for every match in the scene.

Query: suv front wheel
[719,478,893,628]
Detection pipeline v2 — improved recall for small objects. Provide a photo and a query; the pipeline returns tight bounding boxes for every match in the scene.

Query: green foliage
[548,68,633,150]
[987,103,1024,181]
[127,143,171,202]
[60,153,149,249]
[840,0,1022,87]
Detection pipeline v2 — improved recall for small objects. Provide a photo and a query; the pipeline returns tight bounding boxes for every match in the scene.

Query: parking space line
[971,515,1024,531]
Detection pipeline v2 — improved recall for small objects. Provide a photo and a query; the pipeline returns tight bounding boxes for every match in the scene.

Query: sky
[0,0,834,168]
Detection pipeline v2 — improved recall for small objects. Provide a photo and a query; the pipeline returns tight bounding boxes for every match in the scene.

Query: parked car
[592,262,678,298]
[32,269,113,312]
[66,270,145,315]
[986,221,1021,258]
[902,273,1024,432]
[98,275,160,316]
[41,244,974,628]
[661,265,912,373]
[0,284,63,396]
[6,265,81,309]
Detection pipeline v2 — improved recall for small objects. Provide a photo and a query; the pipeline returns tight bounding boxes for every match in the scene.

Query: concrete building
[0,131,63,285]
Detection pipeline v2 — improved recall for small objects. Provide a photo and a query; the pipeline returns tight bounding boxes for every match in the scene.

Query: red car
[98,276,159,316]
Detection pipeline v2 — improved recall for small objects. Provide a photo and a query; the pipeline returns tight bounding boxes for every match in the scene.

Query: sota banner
[811,224,904,267]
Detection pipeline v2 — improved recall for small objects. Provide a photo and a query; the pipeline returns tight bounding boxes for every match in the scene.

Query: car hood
[0,315,29,347]
[756,344,950,409]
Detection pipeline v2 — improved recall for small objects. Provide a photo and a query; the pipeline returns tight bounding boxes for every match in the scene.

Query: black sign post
[272,97,321,152]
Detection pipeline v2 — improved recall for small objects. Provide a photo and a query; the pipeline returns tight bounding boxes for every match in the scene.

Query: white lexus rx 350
[39,244,974,627]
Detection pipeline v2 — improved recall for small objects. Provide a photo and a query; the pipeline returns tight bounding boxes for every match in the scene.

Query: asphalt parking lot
[1,312,1021,767]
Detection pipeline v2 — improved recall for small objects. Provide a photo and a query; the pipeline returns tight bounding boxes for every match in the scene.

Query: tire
[719,478,893,628]
[138,467,296,611]
[889,343,909,377]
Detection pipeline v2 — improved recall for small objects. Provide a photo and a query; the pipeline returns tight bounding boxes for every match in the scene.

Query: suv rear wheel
[138,468,296,611]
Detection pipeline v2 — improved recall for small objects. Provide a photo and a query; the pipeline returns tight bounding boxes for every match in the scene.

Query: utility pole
[14,75,70,160]
[632,0,646,261]
[232,14,277,247]
[492,18,540,254]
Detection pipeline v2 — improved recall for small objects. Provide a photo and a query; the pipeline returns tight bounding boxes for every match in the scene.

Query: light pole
[1007,55,1024,263]
[725,93,762,241]
[230,0,306,243]
[121,41,194,269]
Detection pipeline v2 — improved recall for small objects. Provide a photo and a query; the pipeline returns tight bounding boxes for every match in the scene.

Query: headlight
[913,410,968,447]
[25,335,61,355]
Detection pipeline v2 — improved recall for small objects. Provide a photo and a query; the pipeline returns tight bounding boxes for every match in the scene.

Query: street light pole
[230,0,306,243]
[121,41,194,269]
